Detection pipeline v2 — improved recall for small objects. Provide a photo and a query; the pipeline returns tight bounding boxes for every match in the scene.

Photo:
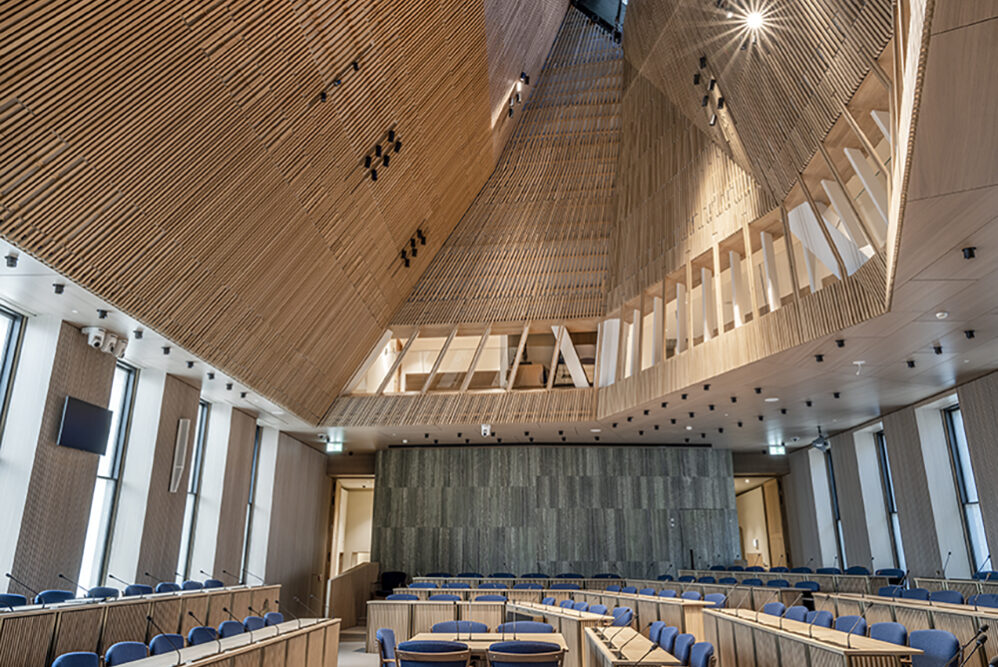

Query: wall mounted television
[57,396,112,455]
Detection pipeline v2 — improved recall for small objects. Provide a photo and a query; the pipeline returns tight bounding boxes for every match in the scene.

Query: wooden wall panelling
[0,612,55,667]
[52,605,104,657]
[828,433,874,570]
[101,600,150,655]
[181,593,210,636]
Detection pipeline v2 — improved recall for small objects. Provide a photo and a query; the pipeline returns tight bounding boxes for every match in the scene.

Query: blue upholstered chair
[658,590,677,598]
[766,579,790,588]
[795,581,820,592]
[429,594,462,601]
[878,585,903,597]
[105,642,148,666]
[149,633,185,655]
[672,634,695,665]
[496,621,554,634]
[789,567,812,574]
[489,572,516,579]
[181,580,203,590]
[742,578,763,587]
[243,615,265,631]
[0,593,27,608]
[709,565,726,571]
[480,583,508,590]
[187,626,217,646]
[816,568,842,575]
[264,611,284,626]
[875,568,905,578]
[677,576,696,583]
[770,567,789,573]
[411,583,438,589]
[969,593,998,608]
[52,653,98,667]
[87,586,119,599]
[443,582,471,589]
[844,566,870,575]
[431,621,488,634]
[658,626,679,653]
[689,642,714,667]
[929,590,964,605]
[457,573,484,578]
[396,640,471,667]
[520,573,549,579]
[377,628,398,667]
[729,566,745,572]
[204,578,225,589]
[718,577,737,585]
[909,629,960,667]
[606,585,621,593]
[35,589,75,604]
[219,620,244,638]
[486,641,565,667]
[588,604,608,615]
[541,597,556,606]
[425,573,452,578]
[648,621,666,645]
[620,586,637,594]
[656,574,674,581]
[513,583,542,590]
[554,573,583,579]
[571,601,588,611]
[124,584,153,596]
[745,566,765,572]
[762,602,785,617]
[680,591,702,601]
[638,587,656,595]
[611,607,633,626]
[476,594,507,602]
[901,588,930,601]
[835,615,867,635]
[869,622,907,646]
[155,582,180,593]
[783,605,807,622]
[558,600,575,608]
[592,573,621,579]
[806,610,832,627]
[550,583,579,590]
[704,593,726,608]
[388,593,420,600]
[696,576,715,584]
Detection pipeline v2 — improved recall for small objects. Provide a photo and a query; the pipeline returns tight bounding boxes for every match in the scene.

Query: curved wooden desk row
[0,584,280,667]
[674,571,890,595]
[127,618,339,667]
[585,626,680,667]
[814,591,998,667]
[411,578,622,590]
[913,577,998,598]
[704,608,920,667]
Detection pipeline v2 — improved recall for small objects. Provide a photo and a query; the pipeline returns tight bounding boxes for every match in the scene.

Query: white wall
[853,429,894,572]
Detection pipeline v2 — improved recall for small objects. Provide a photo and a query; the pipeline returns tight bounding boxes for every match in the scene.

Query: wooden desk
[584,627,679,667]
[128,618,338,666]
[507,602,612,667]
[408,632,568,657]
[0,584,279,667]
[670,572,888,595]
[574,591,711,640]
[913,577,998,598]
[704,608,919,667]
[366,600,505,652]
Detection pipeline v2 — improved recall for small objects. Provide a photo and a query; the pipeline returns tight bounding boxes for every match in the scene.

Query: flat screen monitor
[57,396,113,455]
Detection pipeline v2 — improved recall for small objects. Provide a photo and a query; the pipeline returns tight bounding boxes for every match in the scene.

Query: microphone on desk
[294,595,321,619]
[941,551,954,579]
[189,610,223,652]
[954,627,988,667]
[57,573,90,597]
[896,570,911,592]
[778,591,806,633]
[147,615,183,666]
[629,641,661,665]
[242,568,266,585]
[308,593,328,618]
[974,555,992,580]
[277,599,303,630]
[221,569,242,585]
[143,571,167,585]
[754,588,782,623]
[615,622,653,653]
[5,572,42,606]
[843,601,875,648]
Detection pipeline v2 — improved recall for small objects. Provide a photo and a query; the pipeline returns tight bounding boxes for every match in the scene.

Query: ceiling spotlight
[815,354,824,362]
[681,393,688,400]
[835,339,845,348]
[240,391,248,398]
[133,329,144,339]
[226,382,233,390]
[371,168,378,181]
[965,330,976,339]
[754,387,762,394]
[933,344,943,355]
[833,392,841,399]
[693,73,701,85]
[935,311,949,320]
[626,416,633,422]
[708,404,715,411]
[643,409,649,416]
[737,421,743,427]
[689,411,695,418]
[806,399,813,407]
[962,247,976,259]
[685,425,693,431]
[97,309,109,319]
[186,361,195,369]
[207,371,215,380]
[709,114,717,126]
[53,283,65,294]
[4,254,17,268]
[162,346,170,355]
[731,396,737,403]
[699,56,707,69]
[780,408,787,415]
[661,401,668,408]
[906,359,916,368]
[639,430,644,436]
[703,384,710,391]
[745,11,764,30]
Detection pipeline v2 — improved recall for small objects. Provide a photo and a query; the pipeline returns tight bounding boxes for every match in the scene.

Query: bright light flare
[745,11,765,30]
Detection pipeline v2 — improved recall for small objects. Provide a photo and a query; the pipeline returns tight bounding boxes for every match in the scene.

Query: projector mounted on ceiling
[811,426,830,452]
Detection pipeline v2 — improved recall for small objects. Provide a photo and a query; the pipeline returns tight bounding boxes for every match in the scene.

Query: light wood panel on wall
[372,446,738,577]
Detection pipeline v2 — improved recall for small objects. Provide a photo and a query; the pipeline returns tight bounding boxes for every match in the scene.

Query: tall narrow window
[875,430,906,570]
[944,406,988,572]
[79,362,136,588]
[825,451,846,569]
[176,400,210,580]
[239,425,263,583]
[0,305,24,443]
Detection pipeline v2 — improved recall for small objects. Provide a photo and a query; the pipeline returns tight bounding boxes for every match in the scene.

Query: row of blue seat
[877,586,998,607]
[0,579,227,608]
[50,612,285,666]
[409,582,585,590]
[705,564,900,576]
[422,573,623,579]
[648,622,713,667]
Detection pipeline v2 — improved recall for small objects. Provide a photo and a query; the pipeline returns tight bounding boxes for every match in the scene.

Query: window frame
[178,399,211,580]
[0,304,25,444]
[239,425,263,584]
[824,449,846,569]
[943,404,988,572]
[874,430,905,570]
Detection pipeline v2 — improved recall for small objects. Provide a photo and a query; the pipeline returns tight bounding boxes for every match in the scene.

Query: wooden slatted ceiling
[623,0,892,200]
[0,0,566,423]
[391,9,622,327]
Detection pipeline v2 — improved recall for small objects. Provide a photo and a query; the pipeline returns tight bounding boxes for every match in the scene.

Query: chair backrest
[124,584,153,596]
[677,576,696,582]
[496,621,554,634]
[673,634,695,665]
[514,583,542,590]
[769,567,789,573]
[909,629,959,667]
[489,573,516,578]
[704,593,726,608]
[929,590,964,605]
[181,580,202,590]
[718,577,737,585]
[52,653,99,667]
[149,634,185,655]
[243,615,266,631]
[709,565,726,571]
[745,566,765,572]
[429,594,462,601]
[558,599,575,608]
[834,615,867,635]
[0,593,27,608]
[844,566,870,575]
[969,593,998,608]
[388,593,420,600]
[795,581,820,592]
[621,586,637,594]
[729,566,744,572]
[658,626,679,653]
[762,602,785,617]
[869,622,907,646]
[656,574,674,581]
[875,568,905,578]
[592,573,621,579]
[204,578,225,589]
[378,628,398,662]
[606,585,621,593]
[550,583,579,590]
[554,573,583,579]
[411,582,439,589]
[648,621,666,645]
[187,626,217,646]
[901,587,930,601]
[638,588,656,596]
[611,607,633,627]
[658,590,677,598]
[697,576,715,584]
[431,620,488,634]
[520,573,549,579]
[396,640,471,667]
[476,595,507,602]
[816,567,841,575]
[572,601,588,611]
[105,642,148,666]
[742,578,763,587]
[789,567,812,573]
[689,642,714,667]
[443,582,471,589]
[87,586,119,599]
[155,582,180,593]
[36,589,75,604]
[680,591,702,601]
[541,597,556,606]
[264,611,284,626]
[486,640,565,667]
[219,620,244,638]
[424,573,451,578]
[766,579,790,588]
[456,573,484,578]
[806,610,833,627]
[783,606,807,622]
[588,604,608,615]
[878,585,903,597]
[480,583,508,590]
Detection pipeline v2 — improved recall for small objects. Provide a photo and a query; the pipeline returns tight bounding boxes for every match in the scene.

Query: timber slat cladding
[0,0,563,423]
[391,9,622,327]
[623,0,892,199]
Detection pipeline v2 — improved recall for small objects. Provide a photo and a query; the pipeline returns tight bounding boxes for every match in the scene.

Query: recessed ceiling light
[745,11,764,30]
[590,428,601,433]
[685,425,693,431]
[402,439,408,444]
[764,397,779,402]
[935,311,949,319]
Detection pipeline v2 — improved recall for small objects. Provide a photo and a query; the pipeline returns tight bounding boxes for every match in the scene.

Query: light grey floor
[340,624,378,667]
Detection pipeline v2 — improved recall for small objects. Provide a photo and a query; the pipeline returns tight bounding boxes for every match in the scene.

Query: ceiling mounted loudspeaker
[811,426,830,453]
[169,418,191,493]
